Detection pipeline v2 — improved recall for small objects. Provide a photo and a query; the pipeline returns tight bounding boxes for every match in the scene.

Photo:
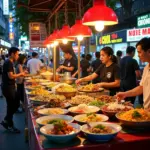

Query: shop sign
[29,22,47,47]
[99,30,126,45]
[137,14,150,28]
[0,39,11,48]
[127,27,150,42]
[3,0,9,15]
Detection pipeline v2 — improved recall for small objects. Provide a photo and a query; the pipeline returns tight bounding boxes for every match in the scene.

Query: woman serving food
[76,47,120,96]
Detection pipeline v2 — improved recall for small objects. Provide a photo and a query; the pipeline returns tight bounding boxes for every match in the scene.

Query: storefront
[0,39,11,55]
[97,30,127,57]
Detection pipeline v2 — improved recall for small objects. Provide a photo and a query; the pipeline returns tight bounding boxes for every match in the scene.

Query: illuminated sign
[0,39,11,47]
[127,27,150,42]
[3,0,9,15]
[99,30,126,45]
[137,14,150,28]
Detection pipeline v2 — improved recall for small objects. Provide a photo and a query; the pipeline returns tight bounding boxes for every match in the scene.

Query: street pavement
[0,97,29,150]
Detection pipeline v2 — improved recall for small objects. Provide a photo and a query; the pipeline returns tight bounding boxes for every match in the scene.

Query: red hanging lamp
[69,19,92,41]
[82,0,118,31]
[57,25,75,44]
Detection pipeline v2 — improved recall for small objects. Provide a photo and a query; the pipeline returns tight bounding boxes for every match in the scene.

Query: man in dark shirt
[80,54,92,77]
[91,52,102,83]
[0,47,25,133]
[120,46,141,103]
[57,51,77,75]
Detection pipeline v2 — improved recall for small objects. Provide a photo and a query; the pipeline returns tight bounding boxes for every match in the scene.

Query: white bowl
[36,115,74,127]
[40,123,81,143]
[81,122,122,142]
[37,108,69,116]
[74,114,109,124]
[68,106,100,115]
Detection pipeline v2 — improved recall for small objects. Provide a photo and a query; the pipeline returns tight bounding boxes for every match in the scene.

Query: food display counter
[24,76,150,150]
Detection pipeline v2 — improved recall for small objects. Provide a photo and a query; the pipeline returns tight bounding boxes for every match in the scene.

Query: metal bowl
[116,112,150,128]
[60,77,76,85]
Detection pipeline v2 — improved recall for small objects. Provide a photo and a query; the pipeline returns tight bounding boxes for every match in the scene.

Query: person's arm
[133,59,141,79]
[98,79,120,88]
[116,86,143,100]
[8,72,24,79]
[18,64,23,73]
[76,73,98,84]
[135,70,141,80]
[61,65,74,72]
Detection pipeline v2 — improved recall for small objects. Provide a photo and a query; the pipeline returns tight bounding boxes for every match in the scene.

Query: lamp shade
[69,20,92,37]
[50,30,60,42]
[57,25,75,41]
[82,0,118,26]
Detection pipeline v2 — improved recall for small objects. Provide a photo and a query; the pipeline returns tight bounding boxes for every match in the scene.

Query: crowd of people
[0,37,150,134]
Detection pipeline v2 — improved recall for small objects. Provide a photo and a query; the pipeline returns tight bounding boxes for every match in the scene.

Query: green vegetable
[87,113,96,117]
[95,124,105,130]
[132,111,142,118]
[48,119,63,124]
[89,100,105,107]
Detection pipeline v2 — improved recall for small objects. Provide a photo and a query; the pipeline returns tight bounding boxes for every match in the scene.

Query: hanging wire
[78,0,81,18]
[64,1,68,24]
[55,13,58,29]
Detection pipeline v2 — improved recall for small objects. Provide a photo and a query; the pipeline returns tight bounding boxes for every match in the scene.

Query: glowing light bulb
[54,41,59,46]
[50,43,54,48]
[77,35,83,41]
[47,44,50,48]
[62,39,68,44]
[95,21,104,32]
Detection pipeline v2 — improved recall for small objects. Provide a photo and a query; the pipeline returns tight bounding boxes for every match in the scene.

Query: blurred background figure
[91,52,102,84]
[120,46,141,104]
[116,50,122,67]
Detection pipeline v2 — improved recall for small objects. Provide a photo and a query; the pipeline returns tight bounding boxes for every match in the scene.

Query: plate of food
[101,102,133,117]
[68,104,100,115]
[38,108,69,116]
[74,113,109,124]
[81,122,121,142]
[88,100,106,108]
[36,115,74,127]
[40,121,80,143]
[96,95,116,103]
[78,84,104,93]
[69,95,95,106]
[116,108,150,128]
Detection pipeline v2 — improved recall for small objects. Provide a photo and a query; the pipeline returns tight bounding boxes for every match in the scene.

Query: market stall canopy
[17,0,91,20]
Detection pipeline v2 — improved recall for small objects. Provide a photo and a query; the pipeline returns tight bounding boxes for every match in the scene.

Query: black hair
[17,54,26,64]
[126,46,136,54]
[40,59,44,63]
[136,37,150,52]
[86,54,92,61]
[1,55,5,60]
[8,47,19,56]
[95,51,100,58]
[116,50,122,57]
[81,54,85,58]
[32,52,38,57]
[101,46,117,64]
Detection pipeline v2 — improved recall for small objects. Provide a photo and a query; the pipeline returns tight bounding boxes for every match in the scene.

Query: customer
[0,55,5,98]
[116,37,150,109]
[116,50,122,66]
[80,54,92,77]
[0,47,26,133]
[91,52,102,83]
[27,52,43,74]
[120,46,141,104]
[16,54,27,111]
[76,47,120,96]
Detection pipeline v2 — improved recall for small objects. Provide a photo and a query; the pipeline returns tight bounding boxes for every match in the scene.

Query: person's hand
[72,73,76,78]
[56,68,61,72]
[20,72,26,77]
[76,79,82,85]
[59,65,64,69]
[116,92,127,101]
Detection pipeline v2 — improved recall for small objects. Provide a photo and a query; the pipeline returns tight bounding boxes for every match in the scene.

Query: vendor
[116,37,150,109]
[76,47,120,96]
[56,51,77,75]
